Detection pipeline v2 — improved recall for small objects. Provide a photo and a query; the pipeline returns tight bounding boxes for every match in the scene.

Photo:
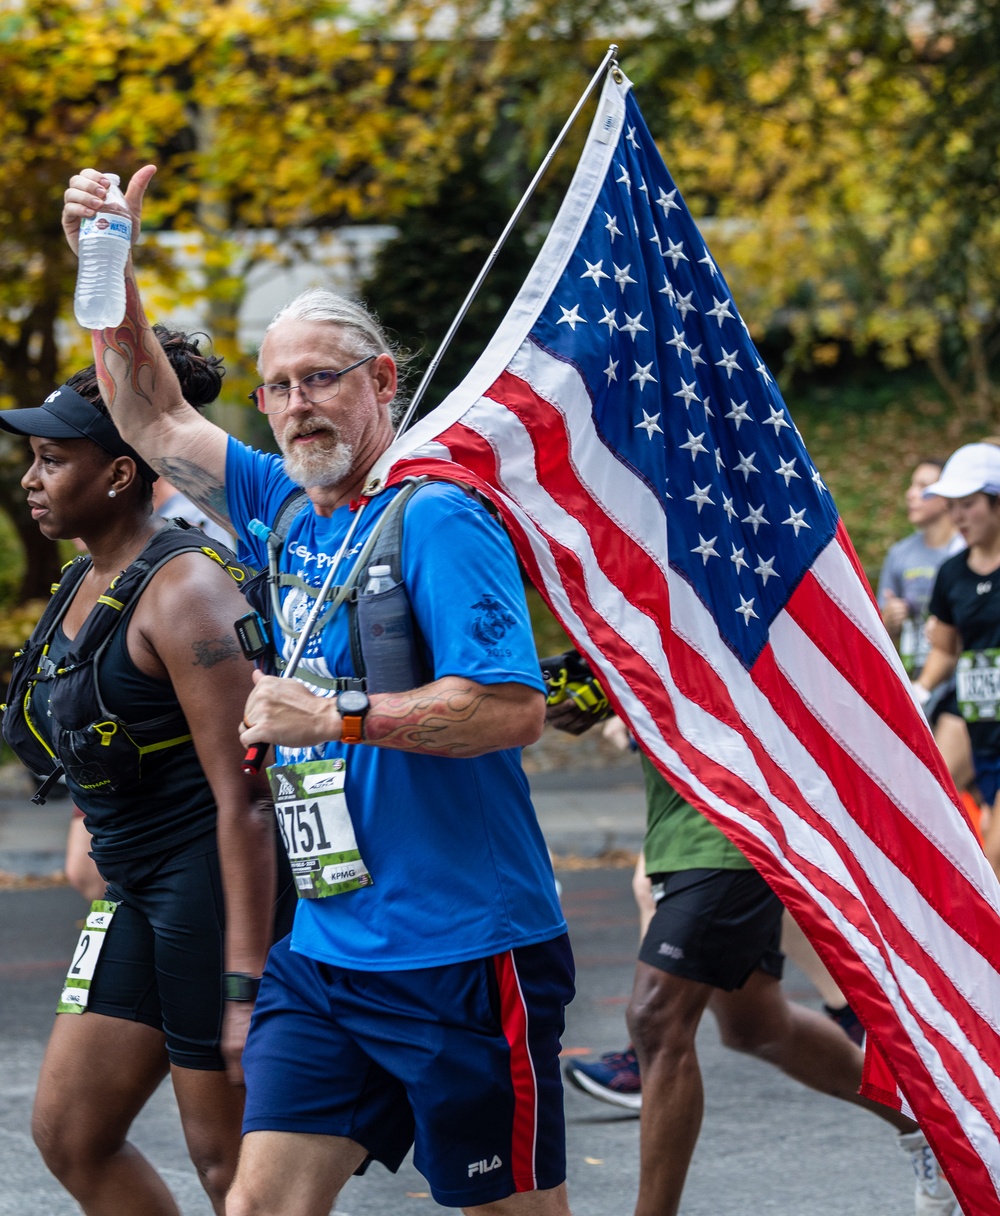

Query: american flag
[367,69,1000,1209]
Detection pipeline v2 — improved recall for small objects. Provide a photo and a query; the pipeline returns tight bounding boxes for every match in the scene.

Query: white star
[742,504,769,534]
[699,249,720,276]
[619,311,648,340]
[626,125,639,148]
[557,304,587,331]
[599,306,618,332]
[812,468,828,492]
[689,344,706,369]
[616,164,632,190]
[656,187,681,216]
[680,430,709,460]
[674,379,700,408]
[736,595,759,625]
[675,291,697,320]
[783,507,811,536]
[687,483,715,514]
[704,395,715,419]
[725,399,752,430]
[605,212,623,242]
[614,263,637,293]
[630,361,658,391]
[716,348,742,378]
[755,555,779,585]
[763,404,790,433]
[733,451,760,480]
[691,534,720,566]
[649,231,663,252]
[715,445,725,471]
[659,276,677,304]
[604,357,619,384]
[755,359,773,384]
[775,457,800,486]
[666,327,689,356]
[706,296,735,327]
[581,259,610,286]
[633,216,640,237]
[664,478,673,500]
[723,494,738,521]
[730,544,749,573]
[664,239,688,268]
[638,178,649,199]
[635,410,663,439]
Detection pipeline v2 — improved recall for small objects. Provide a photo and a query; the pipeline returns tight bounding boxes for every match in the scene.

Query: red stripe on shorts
[493,950,538,1191]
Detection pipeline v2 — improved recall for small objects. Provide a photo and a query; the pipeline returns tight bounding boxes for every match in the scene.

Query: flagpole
[393,43,621,438]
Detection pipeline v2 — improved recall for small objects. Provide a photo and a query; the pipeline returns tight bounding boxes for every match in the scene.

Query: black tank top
[31,616,218,864]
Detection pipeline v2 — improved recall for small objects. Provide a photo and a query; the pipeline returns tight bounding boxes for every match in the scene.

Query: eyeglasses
[248,355,377,415]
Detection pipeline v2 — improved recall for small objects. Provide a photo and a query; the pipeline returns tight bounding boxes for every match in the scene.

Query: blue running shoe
[565,1046,641,1111]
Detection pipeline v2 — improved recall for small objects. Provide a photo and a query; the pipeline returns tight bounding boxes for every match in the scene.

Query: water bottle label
[80,214,132,242]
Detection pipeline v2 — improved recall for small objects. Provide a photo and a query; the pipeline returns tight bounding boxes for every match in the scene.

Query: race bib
[956,649,1000,722]
[56,900,117,1014]
[899,617,930,676]
[267,758,373,899]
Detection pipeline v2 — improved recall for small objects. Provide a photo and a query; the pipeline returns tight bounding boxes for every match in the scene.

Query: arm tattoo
[191,636,243,668]
[365,683,493,757]
[94,276,158,411]
[157,457,230,523]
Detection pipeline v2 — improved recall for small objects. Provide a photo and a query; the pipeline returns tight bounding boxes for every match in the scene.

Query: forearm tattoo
[94,275,158,411]
[365,682,493,756]
[191,636,242,668]
[157,457,230,523]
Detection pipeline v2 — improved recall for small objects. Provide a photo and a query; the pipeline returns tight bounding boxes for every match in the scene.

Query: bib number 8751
[276,801,333,857]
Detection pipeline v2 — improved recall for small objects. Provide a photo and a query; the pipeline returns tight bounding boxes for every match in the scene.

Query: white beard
[279,420,354,489]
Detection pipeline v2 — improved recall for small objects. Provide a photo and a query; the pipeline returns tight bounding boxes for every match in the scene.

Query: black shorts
[82,830,294,1070]
[638,868,784,991]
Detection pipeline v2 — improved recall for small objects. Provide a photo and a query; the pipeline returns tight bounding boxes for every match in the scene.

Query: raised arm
[63,168,231,530]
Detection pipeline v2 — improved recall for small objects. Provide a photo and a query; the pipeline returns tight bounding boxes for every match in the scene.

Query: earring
[108,489,117,498]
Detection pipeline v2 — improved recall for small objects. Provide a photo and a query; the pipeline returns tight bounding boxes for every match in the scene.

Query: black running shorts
[638,867,784,991]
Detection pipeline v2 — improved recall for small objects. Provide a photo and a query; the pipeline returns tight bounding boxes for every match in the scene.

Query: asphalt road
[0,766,917,1214]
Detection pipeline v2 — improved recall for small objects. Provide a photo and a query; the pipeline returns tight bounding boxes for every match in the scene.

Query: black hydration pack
[1,522,247,804]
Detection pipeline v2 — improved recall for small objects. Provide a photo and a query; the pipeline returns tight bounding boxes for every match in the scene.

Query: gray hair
[259,288,408,421]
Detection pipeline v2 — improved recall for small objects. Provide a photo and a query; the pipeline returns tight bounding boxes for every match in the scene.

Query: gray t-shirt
[155,491,234,549]
[877,530,965,674]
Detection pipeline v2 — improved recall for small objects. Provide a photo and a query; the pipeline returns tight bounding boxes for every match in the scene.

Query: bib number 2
[268,759,372,899]
[57,900,117,1014]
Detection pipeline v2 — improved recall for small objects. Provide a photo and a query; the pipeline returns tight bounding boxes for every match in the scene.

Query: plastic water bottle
[364,564,393,595]
[357,564,423,691]
[74,173,132,329]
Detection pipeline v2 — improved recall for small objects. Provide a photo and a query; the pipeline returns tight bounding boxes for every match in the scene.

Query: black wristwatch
[223,972,261,1002]
[337,689,371,745]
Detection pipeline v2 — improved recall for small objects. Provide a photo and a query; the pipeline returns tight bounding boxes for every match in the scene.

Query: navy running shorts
[83,829,294,1070]
[242,932,576,1208]
[639,868,784,991]
[973,752,1000,807]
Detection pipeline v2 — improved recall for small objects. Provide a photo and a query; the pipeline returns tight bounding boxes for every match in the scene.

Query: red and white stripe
[493,950,539,1192]
[374,333,1000,1211]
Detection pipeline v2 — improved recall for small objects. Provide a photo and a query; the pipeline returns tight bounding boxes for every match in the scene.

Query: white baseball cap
[923,444,1000,500]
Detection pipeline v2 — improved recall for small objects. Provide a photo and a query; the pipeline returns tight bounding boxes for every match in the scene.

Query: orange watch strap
[341,714,364,745]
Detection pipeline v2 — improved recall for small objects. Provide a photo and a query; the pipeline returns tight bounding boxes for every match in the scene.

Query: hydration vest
[245,476,490,694]
[1,522,248,804]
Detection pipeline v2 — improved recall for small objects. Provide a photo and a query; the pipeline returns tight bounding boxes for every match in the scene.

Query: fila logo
[978,581,993,596]
[468,1155,503,1178]
[276,774,296,800]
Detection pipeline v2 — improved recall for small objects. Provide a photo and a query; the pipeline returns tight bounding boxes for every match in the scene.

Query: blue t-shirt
[226,438,565,970]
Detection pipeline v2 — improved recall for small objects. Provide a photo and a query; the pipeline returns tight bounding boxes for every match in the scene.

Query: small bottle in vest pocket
[356,565,423,692]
